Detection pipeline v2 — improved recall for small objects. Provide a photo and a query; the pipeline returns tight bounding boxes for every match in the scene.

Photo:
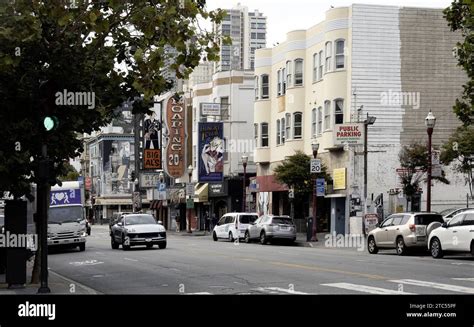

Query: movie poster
[198,122,224,182]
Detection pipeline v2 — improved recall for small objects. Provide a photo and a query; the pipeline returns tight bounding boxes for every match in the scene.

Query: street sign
[200,103,221,116]
[186,183,195,197]
[140,173,162,188]
[310,159,321,173]
[186,198,194,209]
[316,178,325,197]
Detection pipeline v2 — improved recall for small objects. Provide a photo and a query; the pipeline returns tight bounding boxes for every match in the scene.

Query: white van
[212,213,258,242]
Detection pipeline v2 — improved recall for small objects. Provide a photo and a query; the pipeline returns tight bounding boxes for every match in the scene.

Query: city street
[47,225,474,295]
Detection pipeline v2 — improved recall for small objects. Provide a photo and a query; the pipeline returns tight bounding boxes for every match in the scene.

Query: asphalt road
[47,225,474,295]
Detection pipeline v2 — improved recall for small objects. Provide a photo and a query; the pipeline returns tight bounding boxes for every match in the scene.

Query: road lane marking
[92,275,103,278]
[268,261,387,280]
[321,283,414,295]
[49,270,101,294]
[256,287,307,294]
[451,262,474,266]
[186,292,212,295]
[452,278,474,282]
[389,279,474,294]
[233,281,246,285]
[123,258,139,262]
[69,260,104,266]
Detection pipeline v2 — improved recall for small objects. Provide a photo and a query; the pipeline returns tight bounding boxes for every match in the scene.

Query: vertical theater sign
[163,95,187,178]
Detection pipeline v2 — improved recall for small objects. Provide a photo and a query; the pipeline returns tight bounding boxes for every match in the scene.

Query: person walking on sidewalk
[175,214,180,232]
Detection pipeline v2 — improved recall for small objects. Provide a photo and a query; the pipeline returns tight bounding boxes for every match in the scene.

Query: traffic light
[38,158,61,186]
[43,116,59,131]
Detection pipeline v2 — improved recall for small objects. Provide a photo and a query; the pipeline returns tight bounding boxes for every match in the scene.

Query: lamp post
[187,165,193,233]
[242,155,248,212]
[425,111,436,212]
[363,114,377,207]
[311,141,319,242]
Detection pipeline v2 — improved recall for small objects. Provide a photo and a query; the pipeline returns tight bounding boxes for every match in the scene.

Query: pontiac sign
[334,123,364,145]
[164,96,187,179]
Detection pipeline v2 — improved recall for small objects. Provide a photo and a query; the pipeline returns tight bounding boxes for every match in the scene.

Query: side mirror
[117,222,123,227]
[442,222,448,228]
[158,220,163,225]
[375,223,380,228]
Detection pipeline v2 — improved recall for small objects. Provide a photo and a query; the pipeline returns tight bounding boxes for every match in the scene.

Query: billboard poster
[101,139,134,194]
[143,104,162,170]
[163,95,186,178]
[198,122,224,182]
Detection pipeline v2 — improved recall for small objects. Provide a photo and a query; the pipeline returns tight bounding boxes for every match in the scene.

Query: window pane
[261,123,268,147]
[317,107,322,134]
[294,112,302,139]
[318,51,323,80]
[261,75,269,98]
[285,113,291,139]
[281,118,285,143]
[294,59,303,85]
[336,40,344,54]
[335,99,344,124]
[324,101,331,130]
[312,109,316,136]
[276,120,280,145]
[255,76,259,99]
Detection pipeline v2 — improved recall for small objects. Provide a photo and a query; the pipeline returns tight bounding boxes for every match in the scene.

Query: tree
[440,126,474,197]
[399,143,450,210]
[58,162,80,182]
[444,1,474,126]
[0,0,225,199]
[274,151,331,201]
[0,0,225,283]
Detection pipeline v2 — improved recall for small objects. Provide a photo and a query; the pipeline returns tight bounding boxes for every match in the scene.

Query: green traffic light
[43,116,58,131]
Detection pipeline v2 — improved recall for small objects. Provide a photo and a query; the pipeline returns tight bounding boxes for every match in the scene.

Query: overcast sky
[206,0,453,46]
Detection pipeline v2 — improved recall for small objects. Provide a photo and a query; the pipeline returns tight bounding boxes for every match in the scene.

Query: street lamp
[364,114,376,206]
[311,141,319,242]
[242,155,248,212]
[425,111,436,212]
[187,165,193,233]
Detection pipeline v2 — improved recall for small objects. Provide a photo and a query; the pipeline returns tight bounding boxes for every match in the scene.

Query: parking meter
[306,217,313,242]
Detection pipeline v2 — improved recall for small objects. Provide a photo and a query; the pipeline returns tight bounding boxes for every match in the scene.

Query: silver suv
[367,212,444,255]
[244,215,296,245]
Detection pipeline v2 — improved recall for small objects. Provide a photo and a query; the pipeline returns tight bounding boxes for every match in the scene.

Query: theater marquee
[164,95,187,179]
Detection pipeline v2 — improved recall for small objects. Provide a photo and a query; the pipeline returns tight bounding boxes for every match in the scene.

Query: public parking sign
[310,159,321,173]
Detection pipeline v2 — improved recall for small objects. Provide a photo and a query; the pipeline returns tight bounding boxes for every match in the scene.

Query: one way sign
[310,159,321,173]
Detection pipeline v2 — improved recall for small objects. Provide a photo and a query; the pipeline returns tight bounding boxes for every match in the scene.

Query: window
[318,50,323,80]
[254,123,258,145]
[276,119,281,145]
[463,213,474,226]
[324,100,331,130]
[391,215,403,225]
[317,107,322,134]
[261,74,269,99]
[381,218,394,228]
[257,33,266,39]
[220,97,229,120]
[293,112,302,139]
[286,60,292,87]
[282,68,286,94]
[261,123,269,147]
[285,113,291,139]
[334,99,344,124]
[447,214,464,227]
[294,59,303,86]
[312,53,318,82]
[335,39,345,69]
[325,42,332,73]
[281,118,285,143]
[311,109,317,137]
[277,69,282,96]
[254,76,259,100]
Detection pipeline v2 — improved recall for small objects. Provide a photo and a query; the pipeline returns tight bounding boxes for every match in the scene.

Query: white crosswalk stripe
[452,278,474,282]
[321,283,414,294]
[255,287,308,294]
[389,279,474,294]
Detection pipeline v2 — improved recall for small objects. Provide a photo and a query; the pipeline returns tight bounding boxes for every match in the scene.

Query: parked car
[367,212,444,255]
[428,210,474,258]
[212,213,258,242]
[438,207,471,222]
[244,214,296,245]
[110,214,166,250]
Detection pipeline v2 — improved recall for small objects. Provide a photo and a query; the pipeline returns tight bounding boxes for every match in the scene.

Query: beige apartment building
[253,4,467,234]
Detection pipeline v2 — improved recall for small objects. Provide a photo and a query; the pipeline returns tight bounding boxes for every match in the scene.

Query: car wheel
[122,235,130,251]
[396,237,407,256]
[430,237,444,258]
[111,237,119,249]
[78,243,85,252]
[368,236,378,254]
[244,231,251,243]
[260,231,267,245]
[229,232,234,242]
[158,242,167,249]
[213,232,218,242]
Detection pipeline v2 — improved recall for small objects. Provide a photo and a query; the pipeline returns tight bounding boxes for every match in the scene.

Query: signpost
[316,178,325,197]
[310,159,321,173]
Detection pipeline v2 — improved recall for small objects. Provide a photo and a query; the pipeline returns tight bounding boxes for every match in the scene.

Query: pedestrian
[175,214,180,232]
[205,211,210,232]
[211,213,218,231]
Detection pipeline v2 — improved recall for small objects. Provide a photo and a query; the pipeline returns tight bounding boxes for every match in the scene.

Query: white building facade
[254,4,468,234]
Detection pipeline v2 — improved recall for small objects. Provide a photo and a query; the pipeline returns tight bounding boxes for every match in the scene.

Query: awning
[95,198,150,205]
[149,200,163,209]
[194,183,209,203]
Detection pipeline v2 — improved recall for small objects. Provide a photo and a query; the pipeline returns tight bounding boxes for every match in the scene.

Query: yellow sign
[333,168,346,190]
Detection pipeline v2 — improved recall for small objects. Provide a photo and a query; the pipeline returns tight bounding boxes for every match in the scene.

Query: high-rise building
[214,3,266,72]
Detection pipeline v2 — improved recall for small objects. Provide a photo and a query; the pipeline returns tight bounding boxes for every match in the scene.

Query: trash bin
[306,217,313,242]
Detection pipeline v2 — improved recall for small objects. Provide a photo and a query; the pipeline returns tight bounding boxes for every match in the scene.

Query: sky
[206,0,453,46]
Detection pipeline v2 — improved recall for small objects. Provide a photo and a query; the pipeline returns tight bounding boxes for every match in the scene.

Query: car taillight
[409,224,416,232]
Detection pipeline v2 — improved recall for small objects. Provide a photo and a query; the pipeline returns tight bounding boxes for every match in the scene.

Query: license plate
[64,240,70,243]
[145,238,151,242]
[280,226,289,230]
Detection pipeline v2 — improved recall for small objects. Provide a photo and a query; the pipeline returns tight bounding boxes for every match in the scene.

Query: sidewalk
[0,259,99,295]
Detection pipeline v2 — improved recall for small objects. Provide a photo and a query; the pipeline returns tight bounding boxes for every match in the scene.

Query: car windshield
[415,214,444,225]
[439,208,457,216]
[240,215,258,224]
[124,215,156,225]
[272,217,293,225]
[49,206,83,223]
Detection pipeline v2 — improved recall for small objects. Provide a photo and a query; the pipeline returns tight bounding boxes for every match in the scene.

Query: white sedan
[428,210,474,258]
